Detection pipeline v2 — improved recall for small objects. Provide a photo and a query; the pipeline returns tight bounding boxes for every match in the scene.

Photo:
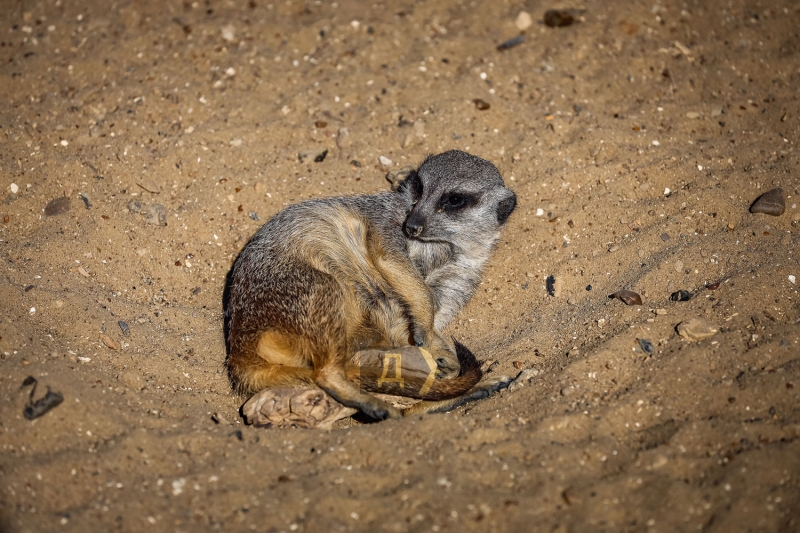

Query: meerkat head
[396,150,516,248]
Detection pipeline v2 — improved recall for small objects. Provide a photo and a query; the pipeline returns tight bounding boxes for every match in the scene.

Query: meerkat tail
[346,340,483,401]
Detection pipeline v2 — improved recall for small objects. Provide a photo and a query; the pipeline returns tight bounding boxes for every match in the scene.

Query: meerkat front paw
[473,374,513,397]
[361,400,402,421]
[428,332,459,378]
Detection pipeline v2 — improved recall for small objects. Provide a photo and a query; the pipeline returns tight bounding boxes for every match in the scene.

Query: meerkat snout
[404,212,424,238]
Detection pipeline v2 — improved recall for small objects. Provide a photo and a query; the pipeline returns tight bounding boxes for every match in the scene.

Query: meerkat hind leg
[315,365,402,420]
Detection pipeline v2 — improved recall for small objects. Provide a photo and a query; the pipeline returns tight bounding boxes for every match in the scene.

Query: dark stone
[609,290,642,305]
[544,9,578,27]
[749,187,785,216]
[669,290,691,301]
[638,339,655,355]
[44,197,71,216]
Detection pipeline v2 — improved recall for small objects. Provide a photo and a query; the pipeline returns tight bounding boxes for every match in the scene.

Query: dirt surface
[2,0,799,531]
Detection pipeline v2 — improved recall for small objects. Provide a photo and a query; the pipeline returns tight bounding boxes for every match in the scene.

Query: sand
[1,0,799,531]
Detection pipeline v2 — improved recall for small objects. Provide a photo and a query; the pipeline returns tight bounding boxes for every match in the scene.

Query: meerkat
[226,150,516,420]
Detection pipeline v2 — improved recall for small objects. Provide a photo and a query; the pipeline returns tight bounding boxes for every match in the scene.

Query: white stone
[10,183,19,194]
[379,155,393,166]
[515,11,533,31]
[220,25,236,42]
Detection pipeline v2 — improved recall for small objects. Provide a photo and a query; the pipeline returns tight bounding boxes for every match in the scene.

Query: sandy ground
[2,0,800,531]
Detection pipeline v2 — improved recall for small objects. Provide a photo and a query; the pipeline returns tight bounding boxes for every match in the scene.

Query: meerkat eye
[439,193,475,212]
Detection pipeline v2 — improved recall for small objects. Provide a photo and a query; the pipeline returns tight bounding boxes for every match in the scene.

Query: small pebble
[248,212,261,221]
[660,233,670,241]
[544,9,578,27]
[749,187,785,216]
[546,275,556,296]
[638,339,655,355]
[220,24,236,42]
[497,35,524,51]
[674,260,683,273]
[10,183,19,194]
[515,11,533,31]
[102,335,119,350]
[789,275,796,285]
[508,368,538,392]
[706,282,720,290]
[298,149,328,163]
[586,285,592,291]
[654,308,667,315]
[379,155,393,166]
[21,377,64,420]
[664,187,671,196]
[608,244,620,253]
[609,290,642,306]
[473,99,491,111]
[669,290,691,301]
[685,111,701,119]
[677,318,718,341]
[79,193,91,209]
[118,320,130,337]
[44,197,71,216]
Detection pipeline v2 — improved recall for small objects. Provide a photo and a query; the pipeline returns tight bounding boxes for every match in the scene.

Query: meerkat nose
[404,220,424,237]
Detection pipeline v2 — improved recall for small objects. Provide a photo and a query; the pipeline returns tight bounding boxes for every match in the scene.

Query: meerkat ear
[496,189,517,225]
[385,168,416,192]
